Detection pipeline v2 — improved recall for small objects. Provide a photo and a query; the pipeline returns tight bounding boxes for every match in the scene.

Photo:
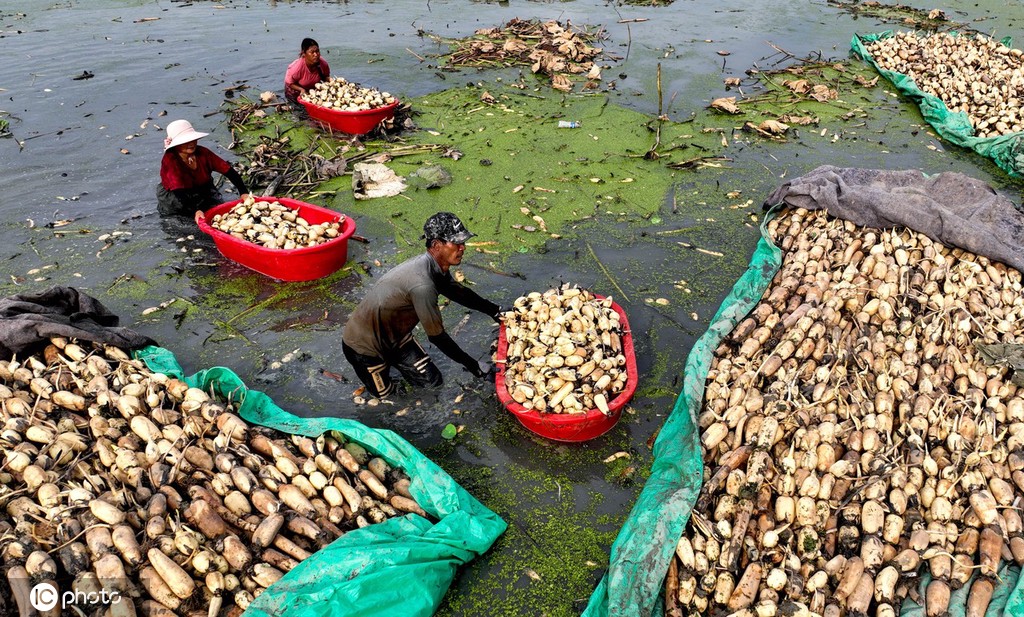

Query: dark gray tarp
[763,165,1024,273]
[0,286,155,359]
[976,343,1024,386]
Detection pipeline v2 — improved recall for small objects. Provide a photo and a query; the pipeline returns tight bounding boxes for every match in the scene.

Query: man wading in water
[341,212,503,398]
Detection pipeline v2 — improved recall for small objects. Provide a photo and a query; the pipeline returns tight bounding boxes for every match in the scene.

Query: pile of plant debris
[619,0,674,5]
[431,19,606,92]
[703,49,883,141]
[222,95,450,199]
[827,0,957,30]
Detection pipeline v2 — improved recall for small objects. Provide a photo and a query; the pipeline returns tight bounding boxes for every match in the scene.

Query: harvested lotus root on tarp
[663,207,1024,617]
[862,31,1024,139]
[0,339,429,616]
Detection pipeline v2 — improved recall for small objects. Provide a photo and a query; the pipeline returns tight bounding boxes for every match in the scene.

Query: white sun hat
[164,119,209,151]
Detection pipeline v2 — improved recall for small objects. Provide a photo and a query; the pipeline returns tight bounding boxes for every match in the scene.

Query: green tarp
[900,567,1024,617]
[582,215,783,617]
[135,346,507,617]
[582,207,1024,616]
[851,31,1024,178]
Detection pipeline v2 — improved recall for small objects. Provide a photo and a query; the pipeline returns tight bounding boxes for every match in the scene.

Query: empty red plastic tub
[298,98,400,135]
[495,296,637,442]
[195,197,356,282]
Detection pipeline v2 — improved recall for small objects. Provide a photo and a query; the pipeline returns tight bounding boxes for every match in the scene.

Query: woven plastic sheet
[899,567,1024,617]
[582,217,783,617]
[763,165,1024,274]
[134,345,507,617]
[852,31,1024,178]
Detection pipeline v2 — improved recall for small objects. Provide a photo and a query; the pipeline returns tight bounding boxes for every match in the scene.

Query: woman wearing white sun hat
[156,119,249,216]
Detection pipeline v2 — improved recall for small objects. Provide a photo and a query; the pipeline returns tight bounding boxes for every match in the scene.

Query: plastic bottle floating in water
[558,120,582,129]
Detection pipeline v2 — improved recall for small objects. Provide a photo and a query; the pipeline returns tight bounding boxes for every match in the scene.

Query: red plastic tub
[495,296,637,442]
[298,98,400,135]
[195,197,356,282]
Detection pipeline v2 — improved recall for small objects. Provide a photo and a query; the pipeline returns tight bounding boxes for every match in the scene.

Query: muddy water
[3,1,1024,615]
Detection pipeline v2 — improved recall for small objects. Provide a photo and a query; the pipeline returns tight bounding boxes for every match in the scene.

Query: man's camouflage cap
[422,212,475,244]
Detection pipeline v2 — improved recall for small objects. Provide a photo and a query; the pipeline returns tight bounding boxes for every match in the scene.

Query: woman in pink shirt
[285,38,330,103]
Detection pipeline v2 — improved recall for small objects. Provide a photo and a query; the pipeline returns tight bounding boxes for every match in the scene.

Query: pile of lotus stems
[501,285,628,414]
[0,340,429,617]
[665,207,1024,617]
[864,31,1024,138]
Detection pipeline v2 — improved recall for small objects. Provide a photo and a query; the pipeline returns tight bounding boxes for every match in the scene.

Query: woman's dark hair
[301,38,319,53]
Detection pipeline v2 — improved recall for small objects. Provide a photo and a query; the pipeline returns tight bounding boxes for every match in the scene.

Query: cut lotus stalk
[89,498,126,525]
[286,514,325,544]
[93,553,129,592]
[978,525,1003,578]
[390,494,428,518]
[835,557,865,602]
[184,498,228,540]
[357,469,390,500]
[222,534,253,570]
[873,565,899,604]
[139,566,182,611]
[966,576,995,617]
[720,500,753,570]
[925,579,951,617]
[148,548,196,599]
[250,562,284,588]
[844,571,874,615]
[272,534,313,561]
[111,524,144,567]
[969,490,999,525]
[277,483,318,518]
[726,562,763,610]
[714,571,736,606]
